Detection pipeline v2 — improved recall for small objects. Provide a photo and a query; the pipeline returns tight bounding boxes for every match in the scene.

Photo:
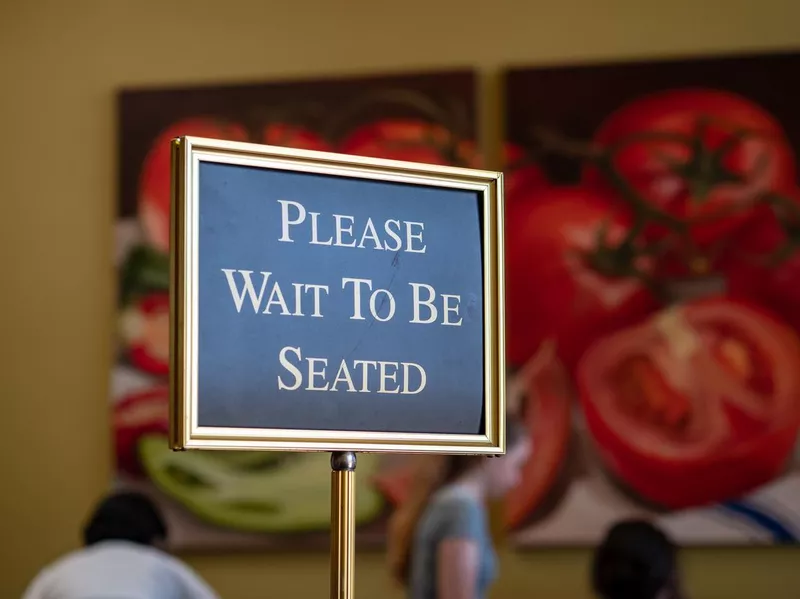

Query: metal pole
[330,451,356,599]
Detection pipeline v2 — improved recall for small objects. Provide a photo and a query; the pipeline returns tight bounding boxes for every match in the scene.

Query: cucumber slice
[138,435,384,533]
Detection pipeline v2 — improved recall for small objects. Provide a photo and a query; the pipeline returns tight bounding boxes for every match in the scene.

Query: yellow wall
[1,0,799,597]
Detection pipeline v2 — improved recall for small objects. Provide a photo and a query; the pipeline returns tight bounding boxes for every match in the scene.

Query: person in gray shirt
[388,418,530,599]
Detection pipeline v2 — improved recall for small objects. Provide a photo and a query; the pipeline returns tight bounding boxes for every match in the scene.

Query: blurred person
[387,417,530,599]
[592,519,686,599]
[21,491,220,599]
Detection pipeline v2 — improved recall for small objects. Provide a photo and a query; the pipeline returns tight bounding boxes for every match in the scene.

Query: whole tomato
[504,143,547,203]
[722,190,800,332]
[505,342,572,529]
[138,117,249,252]
[114,386,170,476]
[576,297,800,509]
[505,186,657,371]
[262,123,332,152]
[338,118,475,166]
[584,89,796,247]
[119,292,169,376]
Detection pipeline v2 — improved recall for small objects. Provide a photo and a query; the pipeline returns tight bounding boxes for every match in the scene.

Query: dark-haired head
[83,491,167,547]
[592,519,680,599]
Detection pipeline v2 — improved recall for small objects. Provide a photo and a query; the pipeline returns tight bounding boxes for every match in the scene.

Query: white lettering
[406,222,426,253]
[441,294,463,326]
[330,361,357,392]
[402,362,427,394]
[307,357,329,391]
[277,347,426,395]
[333,214,357,247]
[358,217,383,250]
[342,278,372,320]
[221,269,271,313]
[352,359,378,392]
[277,346,302,390]
[309,212,333,245]
[369,289,396,322]
[409,282,437,324]
[305,284,329,318]
[264,281,291,315]
[383,219,402,251]
[277,200,305,243]
[378,361,400,394]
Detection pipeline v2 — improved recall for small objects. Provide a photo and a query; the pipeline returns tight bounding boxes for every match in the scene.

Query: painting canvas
[114,70,480,551]
[501,51,800,546]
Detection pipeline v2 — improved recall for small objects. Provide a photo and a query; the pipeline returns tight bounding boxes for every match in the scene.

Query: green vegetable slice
[138,435,384,533]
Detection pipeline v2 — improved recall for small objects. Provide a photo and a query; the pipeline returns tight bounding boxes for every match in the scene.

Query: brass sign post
[330,452,356,599]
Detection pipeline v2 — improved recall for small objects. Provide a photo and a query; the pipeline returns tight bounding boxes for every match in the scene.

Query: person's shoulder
[37,546,90,574]
[428,490,484,537]
[21,547,90,598]
[433,490,482,516]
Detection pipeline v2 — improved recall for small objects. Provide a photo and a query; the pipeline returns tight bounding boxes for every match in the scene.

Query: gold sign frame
[169,136,505,455]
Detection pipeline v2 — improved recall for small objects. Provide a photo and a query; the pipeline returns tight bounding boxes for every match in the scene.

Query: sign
[170,136,505,454]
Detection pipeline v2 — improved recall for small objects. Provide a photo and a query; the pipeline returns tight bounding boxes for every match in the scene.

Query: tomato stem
[532,122,779,278]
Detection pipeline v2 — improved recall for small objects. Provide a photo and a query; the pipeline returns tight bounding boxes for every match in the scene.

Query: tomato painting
[338,118,471,166]
[577,297,800,509]
[505,186,657,371]
[585,89,796,247]
[114,386,170,477]
[138,118,249,252]
[505,342,572,529]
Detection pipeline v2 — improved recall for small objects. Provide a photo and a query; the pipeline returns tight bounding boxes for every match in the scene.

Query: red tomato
[138,118,249,252]
[338,119,473,166]
[505,342,572,529]
[504,143,547,203]
[576,297,800,508]
[457,141,484,169]
[120,293,169,376]
[114,387,169,476]
[262,123,331,152]
[585,89,795,246]
[505,187,657,371]
[722,196,800,333]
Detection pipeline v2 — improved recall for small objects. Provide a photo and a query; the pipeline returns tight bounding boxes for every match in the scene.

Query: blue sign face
[197,162,485,435]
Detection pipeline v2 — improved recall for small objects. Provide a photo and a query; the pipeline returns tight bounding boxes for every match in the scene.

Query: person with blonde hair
[387,418,530,599]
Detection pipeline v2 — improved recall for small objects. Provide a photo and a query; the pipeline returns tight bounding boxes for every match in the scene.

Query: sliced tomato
[114,386,170,476]
[585,89,795,247]
[338,118,471,166]
[262,123,332,152]
[138,117,249,252]
[505,186,657,371]
[505,342,572,529]
[576,297,800,508]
